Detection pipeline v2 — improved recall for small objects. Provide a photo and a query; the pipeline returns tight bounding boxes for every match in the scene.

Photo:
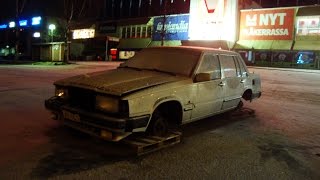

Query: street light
[48,24,56,42]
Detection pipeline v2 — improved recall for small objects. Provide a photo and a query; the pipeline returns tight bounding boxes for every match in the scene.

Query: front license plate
[62,110,81,122]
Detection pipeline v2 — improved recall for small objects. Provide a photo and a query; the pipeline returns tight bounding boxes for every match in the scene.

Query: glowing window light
[32,16,42,25]
[33,32,41,38]
[9,21,15,28]
[0,24,7,29]
[19,20,28,26]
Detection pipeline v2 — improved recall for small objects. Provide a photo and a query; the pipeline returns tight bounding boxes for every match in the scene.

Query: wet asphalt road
[0,63,319,179]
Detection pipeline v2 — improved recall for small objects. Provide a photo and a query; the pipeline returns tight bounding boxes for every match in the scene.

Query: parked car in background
[45,46,262,141]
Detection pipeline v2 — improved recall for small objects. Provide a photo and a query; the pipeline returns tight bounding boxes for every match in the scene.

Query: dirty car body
[45,46,262,141]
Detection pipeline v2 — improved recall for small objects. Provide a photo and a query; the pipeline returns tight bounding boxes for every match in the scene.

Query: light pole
[48,24,56,42]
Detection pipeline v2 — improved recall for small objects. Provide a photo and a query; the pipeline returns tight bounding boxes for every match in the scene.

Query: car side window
[198,54,221,80]
[219,55,237,78]
[233,56,242,77]
[235,55,248,77]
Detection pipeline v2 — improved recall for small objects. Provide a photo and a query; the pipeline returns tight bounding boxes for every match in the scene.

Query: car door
[219,54,244,110]
[190,53,224,121]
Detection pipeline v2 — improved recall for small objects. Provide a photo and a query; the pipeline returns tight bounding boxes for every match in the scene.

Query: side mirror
[194,73,211,82]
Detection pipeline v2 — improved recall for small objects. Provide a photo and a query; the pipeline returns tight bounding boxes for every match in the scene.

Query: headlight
[55,87,68,99]
[96,95,128,114]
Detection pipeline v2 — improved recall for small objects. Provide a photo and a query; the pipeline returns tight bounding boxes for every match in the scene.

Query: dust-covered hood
[54,68,188,96]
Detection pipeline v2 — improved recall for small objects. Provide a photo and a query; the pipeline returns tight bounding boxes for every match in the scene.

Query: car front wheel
[148,111,168,137]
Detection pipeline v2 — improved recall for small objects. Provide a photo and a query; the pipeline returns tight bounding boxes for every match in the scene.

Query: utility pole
[15,0,19,60]
[14,0,26,60]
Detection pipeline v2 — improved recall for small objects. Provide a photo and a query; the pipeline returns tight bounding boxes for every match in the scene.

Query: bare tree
[63,0,87,63]
[152,0,172,46]
[160,0,169,46]
[14,0,27,60]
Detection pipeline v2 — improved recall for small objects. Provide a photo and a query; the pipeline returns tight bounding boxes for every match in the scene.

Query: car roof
[146,46,238,55]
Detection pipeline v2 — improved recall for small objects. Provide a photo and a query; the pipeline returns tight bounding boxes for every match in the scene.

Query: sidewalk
[249,66,320,73]
[1,59,319,73]
[70,61,122,66]
[0,59,122,66]
[0,59,35,64]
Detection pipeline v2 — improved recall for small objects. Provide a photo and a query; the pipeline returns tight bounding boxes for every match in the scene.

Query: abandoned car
[45,46,262,141]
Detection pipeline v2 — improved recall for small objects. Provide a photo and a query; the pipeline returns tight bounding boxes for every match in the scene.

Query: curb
[248,66,320,73]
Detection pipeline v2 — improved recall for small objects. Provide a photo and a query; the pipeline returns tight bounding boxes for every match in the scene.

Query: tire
[148,111,169,137]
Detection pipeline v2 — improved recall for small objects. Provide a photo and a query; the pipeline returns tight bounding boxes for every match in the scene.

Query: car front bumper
[45,96,150,141]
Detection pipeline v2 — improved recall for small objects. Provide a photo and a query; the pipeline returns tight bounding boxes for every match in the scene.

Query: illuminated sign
[297,16,320,35]
[119,51,135,60]
[72,29,95,39]
[19,20,28,26]
[188,0,237,41]
[0,24,7,29]
[239,8,295,40]
[32,16,41,25]
[33,32,41,38]
[204,0,219,13]
[9,21,15,28]
[153,14,189,41]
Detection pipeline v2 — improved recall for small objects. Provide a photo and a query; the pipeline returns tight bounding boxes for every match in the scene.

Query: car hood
[54,68,189,96]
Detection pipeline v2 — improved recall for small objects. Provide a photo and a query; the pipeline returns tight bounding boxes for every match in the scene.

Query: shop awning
[234,40,293,50]
[148,40,182,47]
[181,40,231,50]
[233,40,254,49]
[297,6,320,16]
[293,40,320,51]
[117,38,151,49]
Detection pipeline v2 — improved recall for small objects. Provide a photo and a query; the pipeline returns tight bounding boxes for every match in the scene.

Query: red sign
[204,0,220,13]
[239,8,295,40]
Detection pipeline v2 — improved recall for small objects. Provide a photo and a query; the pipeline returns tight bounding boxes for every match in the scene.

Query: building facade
[234,5,320,69]
[1,0,320,68]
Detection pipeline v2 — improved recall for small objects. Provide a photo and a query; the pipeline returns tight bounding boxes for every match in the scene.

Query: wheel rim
[153,117,168,136]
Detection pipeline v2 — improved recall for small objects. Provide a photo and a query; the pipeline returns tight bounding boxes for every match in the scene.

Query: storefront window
[130,26,134,38]
[147,26,152,38]
[136,26,141,38]
[295,51,314,64]
[142,26,147,37]
[272,52,293,63]
[121,27,127,38]
[121,25,151,39]
[126,27,130,38]
[255,52,271,62]
[297,16,320,35]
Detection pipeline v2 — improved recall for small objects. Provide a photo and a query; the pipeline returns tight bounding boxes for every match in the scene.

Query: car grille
[68,87,96,111]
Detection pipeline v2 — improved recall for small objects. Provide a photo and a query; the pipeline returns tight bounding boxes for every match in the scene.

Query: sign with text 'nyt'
[239,8,295,40]
[152,14,189,41]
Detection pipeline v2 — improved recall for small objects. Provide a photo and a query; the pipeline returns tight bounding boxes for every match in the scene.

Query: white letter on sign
[269,14,278,25]
[246,14,257,26]
[277,13,286,25]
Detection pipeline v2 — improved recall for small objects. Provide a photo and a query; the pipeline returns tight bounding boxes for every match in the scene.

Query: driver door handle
[218,82,225,87]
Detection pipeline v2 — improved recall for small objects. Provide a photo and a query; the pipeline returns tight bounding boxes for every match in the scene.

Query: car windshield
[120,48,201,77]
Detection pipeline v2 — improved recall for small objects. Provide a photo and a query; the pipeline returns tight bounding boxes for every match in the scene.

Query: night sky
[0,0,63,21]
